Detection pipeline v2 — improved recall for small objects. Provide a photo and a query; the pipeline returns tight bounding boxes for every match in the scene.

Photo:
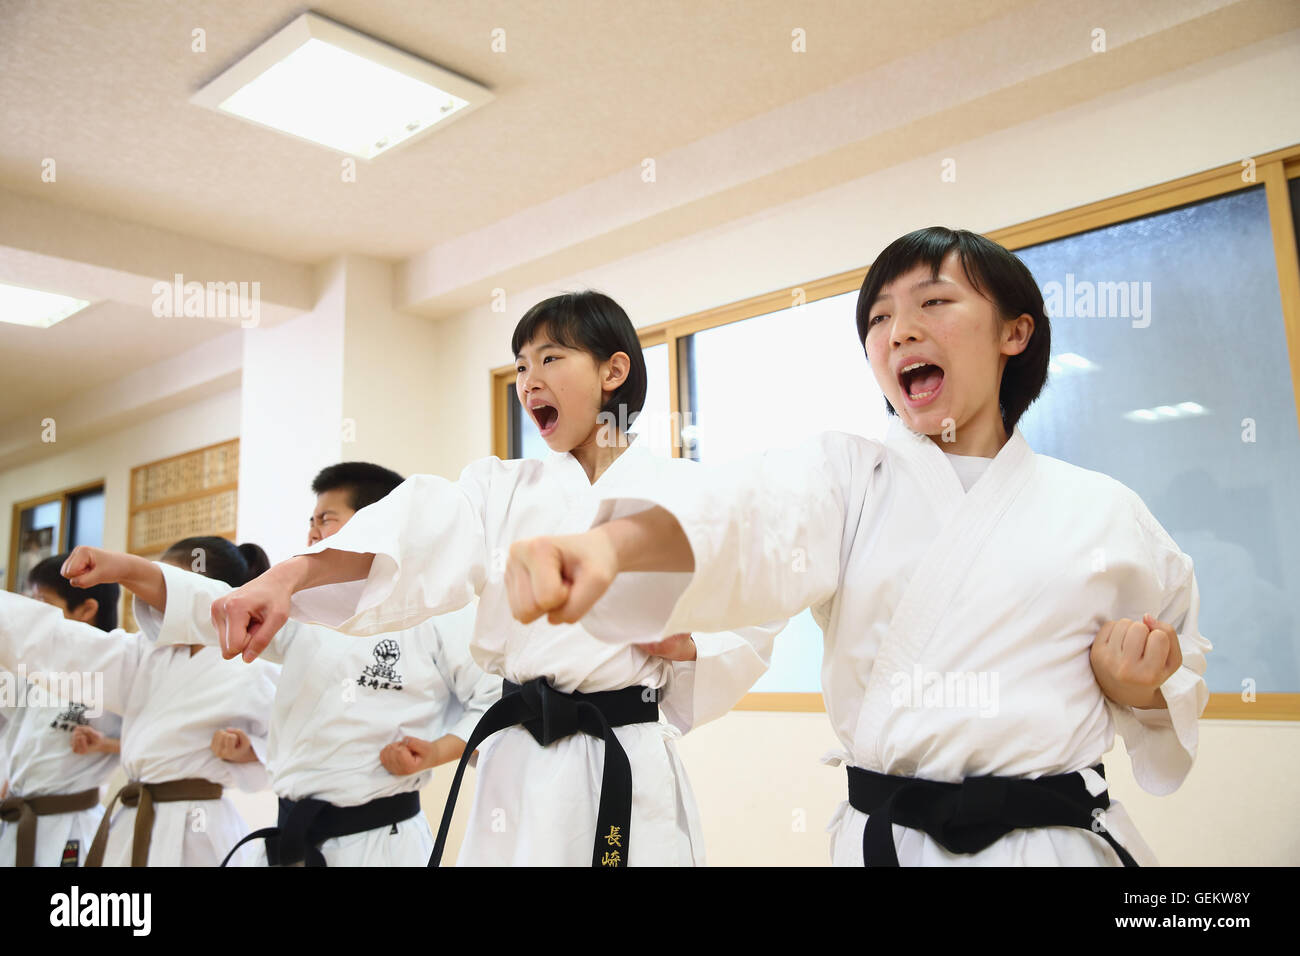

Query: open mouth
[898,361,945,406]
[530,402,559,436]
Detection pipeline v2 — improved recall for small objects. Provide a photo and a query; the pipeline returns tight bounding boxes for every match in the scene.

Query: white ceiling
[0,0,1033,261]
[0,0,1296,470]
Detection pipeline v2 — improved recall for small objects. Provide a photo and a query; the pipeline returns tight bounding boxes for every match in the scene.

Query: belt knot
[517,677,582,746]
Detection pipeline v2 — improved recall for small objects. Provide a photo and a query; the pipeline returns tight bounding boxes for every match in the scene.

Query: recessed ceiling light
[0,282,90,328]
[190,12,492,160]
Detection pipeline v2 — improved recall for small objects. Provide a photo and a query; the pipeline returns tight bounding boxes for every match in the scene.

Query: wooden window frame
[7,480,106,593]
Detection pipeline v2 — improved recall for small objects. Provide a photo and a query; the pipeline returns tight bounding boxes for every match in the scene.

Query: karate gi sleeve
[135,562,294,665]
[428,604,500,743]
[582,432,872,643]
[0,591,146,717]
[659,621,785,733]
[1108,500,1212,796]
[287,461,495,637]
[222,660,278,793]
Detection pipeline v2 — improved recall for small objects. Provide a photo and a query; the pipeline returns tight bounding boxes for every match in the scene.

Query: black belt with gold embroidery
[430,677,660,868]
[847,762,1138,866]
[220,791,422,867]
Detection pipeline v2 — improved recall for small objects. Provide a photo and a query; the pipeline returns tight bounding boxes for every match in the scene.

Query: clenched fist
[211,727,257,763]
[70,724,115,755]
[379,737,436,776]
[1090,613,1182,709]
[505,532,618,625]
[61,546,130,589]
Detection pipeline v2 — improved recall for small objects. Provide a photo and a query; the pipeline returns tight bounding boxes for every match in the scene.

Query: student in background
[0,556,123,867]
[0,538,277,866]
[64,462,499,866]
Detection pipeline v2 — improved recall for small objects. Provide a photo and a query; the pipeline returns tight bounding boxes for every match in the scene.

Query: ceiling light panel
[190,13,492,160]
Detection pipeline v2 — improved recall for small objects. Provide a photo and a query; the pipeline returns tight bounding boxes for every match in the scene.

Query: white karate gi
[285,441,784,865]
[0,677,122,867]
[0,592,277,866]
[135,561,501,866]
[579,419,1212,866]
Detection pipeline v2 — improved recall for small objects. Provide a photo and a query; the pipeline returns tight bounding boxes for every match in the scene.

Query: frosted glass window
[683,292,888,692]
[1014,186,1300,693]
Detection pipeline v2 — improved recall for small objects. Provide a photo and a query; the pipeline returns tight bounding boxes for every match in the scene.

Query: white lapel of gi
[853,420,1036,771]
[137,642,207,720]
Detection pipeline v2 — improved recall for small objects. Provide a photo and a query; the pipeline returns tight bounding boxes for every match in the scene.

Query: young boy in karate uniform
[64,462,501,866]
[502,229,1211,866]
[1,558,122,867]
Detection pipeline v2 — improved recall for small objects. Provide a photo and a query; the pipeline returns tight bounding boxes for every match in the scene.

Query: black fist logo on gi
[357,639,404,691]
[50,702,89,732]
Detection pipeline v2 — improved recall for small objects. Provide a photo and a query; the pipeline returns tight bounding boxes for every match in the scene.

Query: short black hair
[311,462,405,513]
[26,553,119,632]
[511,290,648,425]
[855,226,1051,433]
[160,536,270,589]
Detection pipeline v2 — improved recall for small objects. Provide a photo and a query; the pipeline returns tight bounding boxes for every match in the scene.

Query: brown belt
[85,778,223,867]
[0,788,101,867]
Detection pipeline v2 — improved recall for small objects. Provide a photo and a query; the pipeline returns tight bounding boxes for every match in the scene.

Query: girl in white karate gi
[0,557,122,867]
[501,228,1213,867]
[0,537,278,866]
[209,291,784,867]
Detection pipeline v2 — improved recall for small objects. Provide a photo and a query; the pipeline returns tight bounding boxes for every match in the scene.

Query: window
[678,291,888,692]
[7,483,106,592]
[680,291,887,462]
[489,145,1300,715]
[1014,187,1300,693]
[68,488,105,550]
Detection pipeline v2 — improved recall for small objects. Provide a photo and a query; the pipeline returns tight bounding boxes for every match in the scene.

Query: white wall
[421,30,1300,478]
[0,387,242,587]
[234,260,346,564]
[339,256,444,480]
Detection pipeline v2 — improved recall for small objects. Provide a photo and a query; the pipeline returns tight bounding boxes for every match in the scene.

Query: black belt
[429,677,660,868]
[847,763,1139,866]
[220,791,422,867]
